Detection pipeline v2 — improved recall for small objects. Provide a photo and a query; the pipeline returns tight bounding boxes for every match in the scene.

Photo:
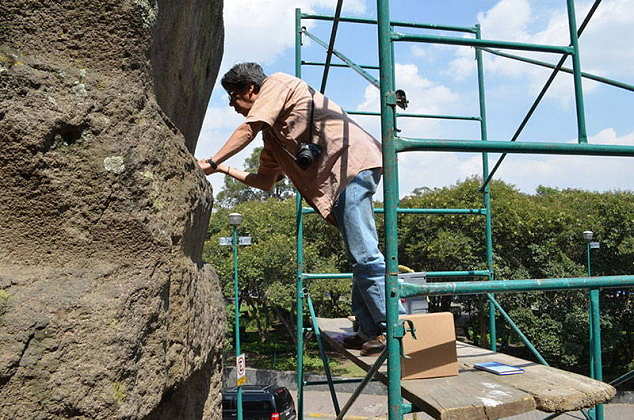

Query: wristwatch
[206,158,218,170]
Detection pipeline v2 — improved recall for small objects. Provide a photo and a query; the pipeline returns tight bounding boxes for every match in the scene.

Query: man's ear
[247,85,259,102]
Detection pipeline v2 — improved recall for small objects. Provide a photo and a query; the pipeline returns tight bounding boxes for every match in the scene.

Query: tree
[206,170,634,378]
[397,178,634,377]
[215,146,295,208]
[204,198,348,343]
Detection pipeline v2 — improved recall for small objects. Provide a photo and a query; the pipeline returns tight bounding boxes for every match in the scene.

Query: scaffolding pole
[292,2,634,419]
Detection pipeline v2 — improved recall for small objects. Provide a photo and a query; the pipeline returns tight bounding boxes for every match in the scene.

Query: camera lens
[296,147,312,169]
[296,143,321,170]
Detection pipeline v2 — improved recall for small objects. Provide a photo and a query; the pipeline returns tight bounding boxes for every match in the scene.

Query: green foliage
[399,178,634,377]
[111,382,127,405]
[204,197,348,342]
[398,178,488,273]
[206,167,634,378]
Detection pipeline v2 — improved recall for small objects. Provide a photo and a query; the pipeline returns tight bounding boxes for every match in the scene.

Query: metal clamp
[403,319,417,340]
[391,320,417,359]
[385,89,409,110]
[395,89,409,109]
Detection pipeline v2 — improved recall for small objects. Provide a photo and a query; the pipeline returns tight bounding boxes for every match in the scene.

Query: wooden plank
[455,342,616,412]
[318,317,616,418]
[318,318,535,420]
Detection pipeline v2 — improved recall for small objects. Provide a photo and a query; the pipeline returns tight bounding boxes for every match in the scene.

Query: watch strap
[206,158,218,170]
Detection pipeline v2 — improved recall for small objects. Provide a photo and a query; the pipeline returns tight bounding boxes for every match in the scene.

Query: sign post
[226,213,251,420]
[219,236,252,246]
[236,353,247,386]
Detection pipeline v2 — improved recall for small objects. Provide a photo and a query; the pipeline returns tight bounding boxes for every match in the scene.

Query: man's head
[221,63,267,116]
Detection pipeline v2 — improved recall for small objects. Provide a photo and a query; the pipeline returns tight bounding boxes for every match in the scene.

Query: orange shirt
[245,73,383,224]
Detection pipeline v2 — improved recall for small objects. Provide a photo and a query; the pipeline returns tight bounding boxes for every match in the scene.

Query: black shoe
[360,335,386,356]
[342,333,366,350]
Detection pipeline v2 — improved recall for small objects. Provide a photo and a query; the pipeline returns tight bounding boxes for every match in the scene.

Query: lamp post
[229,212,244,420]
[583,230,603,420]
[583,230,593,276]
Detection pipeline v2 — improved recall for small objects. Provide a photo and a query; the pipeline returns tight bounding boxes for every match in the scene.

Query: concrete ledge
[223,367,387,395]
[612,390,634,404]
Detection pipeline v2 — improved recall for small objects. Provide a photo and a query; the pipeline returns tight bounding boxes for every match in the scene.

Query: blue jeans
[332,169,387,338]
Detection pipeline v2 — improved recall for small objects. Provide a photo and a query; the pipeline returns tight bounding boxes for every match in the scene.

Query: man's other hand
[197,159,216,175]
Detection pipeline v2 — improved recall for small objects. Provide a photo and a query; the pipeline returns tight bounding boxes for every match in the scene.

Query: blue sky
[196,0,634,199]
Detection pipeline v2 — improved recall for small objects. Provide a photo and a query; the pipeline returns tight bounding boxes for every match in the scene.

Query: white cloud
[446,44,475,81]
[477,0,533,42]
[574,0,634,79]
[410,45,426,58]
[396,128,634,197]
[410,45,436,61]
[448,0,634,104]
[199,105,243,133]
[356,63,461,138]
[222,0,366,68]
[397,151,483,196]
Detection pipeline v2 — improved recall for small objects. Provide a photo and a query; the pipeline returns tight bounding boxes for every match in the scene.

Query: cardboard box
[400,312,459,380]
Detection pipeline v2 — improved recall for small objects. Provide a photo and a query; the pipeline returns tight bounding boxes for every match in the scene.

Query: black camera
[295,143,322,170]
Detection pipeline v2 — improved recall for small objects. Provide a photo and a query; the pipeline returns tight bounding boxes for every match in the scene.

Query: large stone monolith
[0,1,225,418]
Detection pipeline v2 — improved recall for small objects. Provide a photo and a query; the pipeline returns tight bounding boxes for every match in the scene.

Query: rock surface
[0,1,225,419]
[151,0,224,152]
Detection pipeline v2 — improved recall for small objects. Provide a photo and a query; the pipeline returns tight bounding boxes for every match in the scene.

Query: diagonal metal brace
[335,348,388,420]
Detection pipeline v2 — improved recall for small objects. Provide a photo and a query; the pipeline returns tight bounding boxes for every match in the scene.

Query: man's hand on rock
[197,159,217,175]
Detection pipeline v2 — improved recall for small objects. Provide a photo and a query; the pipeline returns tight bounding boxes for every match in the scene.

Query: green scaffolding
[292,2,634,420]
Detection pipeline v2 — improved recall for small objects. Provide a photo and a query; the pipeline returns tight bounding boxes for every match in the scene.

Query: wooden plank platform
[318,318,616,420]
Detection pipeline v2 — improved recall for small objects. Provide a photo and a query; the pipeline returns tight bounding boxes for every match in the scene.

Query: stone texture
[0,1,225,419]
[151,0,224,153]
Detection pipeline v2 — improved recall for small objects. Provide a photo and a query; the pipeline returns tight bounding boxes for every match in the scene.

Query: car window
[273,388,291,410]
[273,391,284,409]
[244,399,273,411]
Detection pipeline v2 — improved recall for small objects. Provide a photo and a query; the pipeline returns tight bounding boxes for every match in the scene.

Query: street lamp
[583,229,604,420]
[583,230,593,276]
[229,212,243,226]
[229,213,244,420]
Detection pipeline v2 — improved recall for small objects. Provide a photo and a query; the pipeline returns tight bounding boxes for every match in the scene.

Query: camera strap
[306,88,316,145]
[308,99,315,144]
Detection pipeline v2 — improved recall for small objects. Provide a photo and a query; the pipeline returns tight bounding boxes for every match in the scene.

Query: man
[199,62,390,355]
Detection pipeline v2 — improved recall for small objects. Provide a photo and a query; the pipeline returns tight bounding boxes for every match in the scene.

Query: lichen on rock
[132,0,159,29]
[104,156,126,174]
[0,0,225,419]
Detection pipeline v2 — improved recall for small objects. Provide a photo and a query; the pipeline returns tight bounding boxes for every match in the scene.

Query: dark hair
[221,63,267,94]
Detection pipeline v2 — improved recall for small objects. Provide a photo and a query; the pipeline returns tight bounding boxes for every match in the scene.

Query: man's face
[229,85,257,116]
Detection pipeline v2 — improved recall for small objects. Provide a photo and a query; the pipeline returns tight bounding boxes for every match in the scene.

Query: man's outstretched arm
[210,163,279,191]
[204,121,266,168]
